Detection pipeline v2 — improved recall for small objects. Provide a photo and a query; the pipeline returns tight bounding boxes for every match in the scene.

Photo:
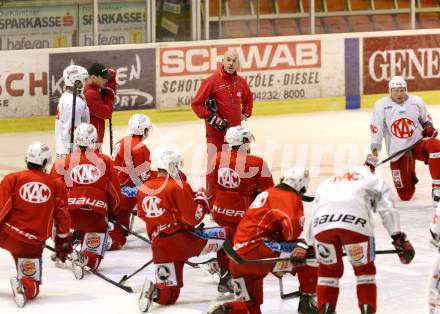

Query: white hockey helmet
[388,76,407,93]
[63,65,89,88]
[282,166,310,193]
[152,146,182,176]
[128,114,152,136]
[26,141,52,166]
[225,126,255,149]
[74,123,97,148]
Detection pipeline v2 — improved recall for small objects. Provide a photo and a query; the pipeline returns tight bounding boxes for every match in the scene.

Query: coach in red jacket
[84,63,116,148]
[191,50,253,197]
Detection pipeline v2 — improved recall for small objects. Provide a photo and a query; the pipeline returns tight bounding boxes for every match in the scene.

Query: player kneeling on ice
[366,75,440,204]
[208,166,318,314]
[0,142,71,307]
[306,165,415,314]
[109,113,154,250]
[137,146,226,312]
[51,123,121,279]
[207,125,274,294]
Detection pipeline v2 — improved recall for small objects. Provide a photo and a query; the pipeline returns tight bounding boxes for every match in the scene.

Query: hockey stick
[109,118,114,156]
[69,81,78,153]
[119,259,153,284]
[45,245,133,293]
[376,139,422,167]
[110,219,151,244]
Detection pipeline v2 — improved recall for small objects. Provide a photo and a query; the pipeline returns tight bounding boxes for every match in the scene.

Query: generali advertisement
[157,38,345,108]
[363,34,440,94]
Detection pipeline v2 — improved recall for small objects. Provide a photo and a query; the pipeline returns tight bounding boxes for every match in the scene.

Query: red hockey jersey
[137,176,204,241]
[234,187,304,254]
[209,150,274,225]
[51,150,121,217]
[191,68,253,137]
[112,135,151,187]
[0,169,70,245]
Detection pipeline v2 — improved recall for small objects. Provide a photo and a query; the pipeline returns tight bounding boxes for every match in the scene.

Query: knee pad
[155,283,180,305]
[232,277,251,302]
[83,232,109,257]
[317,277,339,288]
[396,187,415,201]
[20,277,40,300]
[17,257,42,282]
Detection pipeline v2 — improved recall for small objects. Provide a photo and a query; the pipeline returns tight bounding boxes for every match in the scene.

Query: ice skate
[71,250,85,280]
[298,292,318,314]
[10,277,26,308]
[138,278,159,312]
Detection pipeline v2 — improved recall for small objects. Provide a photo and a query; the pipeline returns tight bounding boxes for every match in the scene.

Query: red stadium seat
[373,0,395,9]
[372,15,396,30]
[418,12,440,28]
[299,17,324,34]
[274,19,301,35]
[419,0,439,7]
[250,19,275,37]
[223,21,251,38]
[396,0,411,8]
[395,13,411,29]
[327,0,346,11]
[301,0,324,12]
[323,16,349,33]
[210,0,220,16]
[348,16,374,32]
[278,0,300,13]
[228,0,251,15]
[349,0,371,10]
[255,0,275,14]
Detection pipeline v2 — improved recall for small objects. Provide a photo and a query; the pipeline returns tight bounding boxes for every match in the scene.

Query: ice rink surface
[0,107,439,313]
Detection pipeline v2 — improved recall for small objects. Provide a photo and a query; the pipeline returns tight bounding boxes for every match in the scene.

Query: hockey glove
[105,68,117,93]
[364,153,379,174]
[194,187,210,212]
[205,96,218,113]
[290,240,309,266]
[55,233,73,263]
[207,113,228,131]
[422,125,438,139]
[391,232,415,264]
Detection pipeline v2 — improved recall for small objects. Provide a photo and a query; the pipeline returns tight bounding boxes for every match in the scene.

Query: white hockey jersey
[370,95,432,161]
[55,91,89,156]
[305,166,401,242]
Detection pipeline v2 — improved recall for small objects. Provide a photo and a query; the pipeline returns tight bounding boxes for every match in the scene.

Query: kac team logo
[217,168,240,189]
[20,260,37,276]
[391,118,415,138]
[141,196,166,217]
[19,182,51,203]
[70,164,101,184]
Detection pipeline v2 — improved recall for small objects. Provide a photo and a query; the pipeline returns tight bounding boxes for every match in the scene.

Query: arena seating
[209,0,440,38]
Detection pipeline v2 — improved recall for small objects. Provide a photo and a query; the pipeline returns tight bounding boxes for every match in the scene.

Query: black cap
[87,63,112,80]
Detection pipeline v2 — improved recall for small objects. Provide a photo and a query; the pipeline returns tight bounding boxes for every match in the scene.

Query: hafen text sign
[363,34,440,93]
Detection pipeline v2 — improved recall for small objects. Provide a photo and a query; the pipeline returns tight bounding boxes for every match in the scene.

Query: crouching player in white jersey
[55,65,90,159]
[366,76,440,203]
[306,165,415,314]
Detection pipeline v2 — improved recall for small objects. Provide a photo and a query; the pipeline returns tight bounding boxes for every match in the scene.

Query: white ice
[0,108,438,313]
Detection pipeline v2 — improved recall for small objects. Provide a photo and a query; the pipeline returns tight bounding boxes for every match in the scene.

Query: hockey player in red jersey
[366,76,440,203]
[109,113,153,250]
[307,165,415,314]
[137,146,226,313]
[51,123,121,279]
[0,142,71,307]
[208,166,318,314]
[191,50,253,197]
[207,125,274,293]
